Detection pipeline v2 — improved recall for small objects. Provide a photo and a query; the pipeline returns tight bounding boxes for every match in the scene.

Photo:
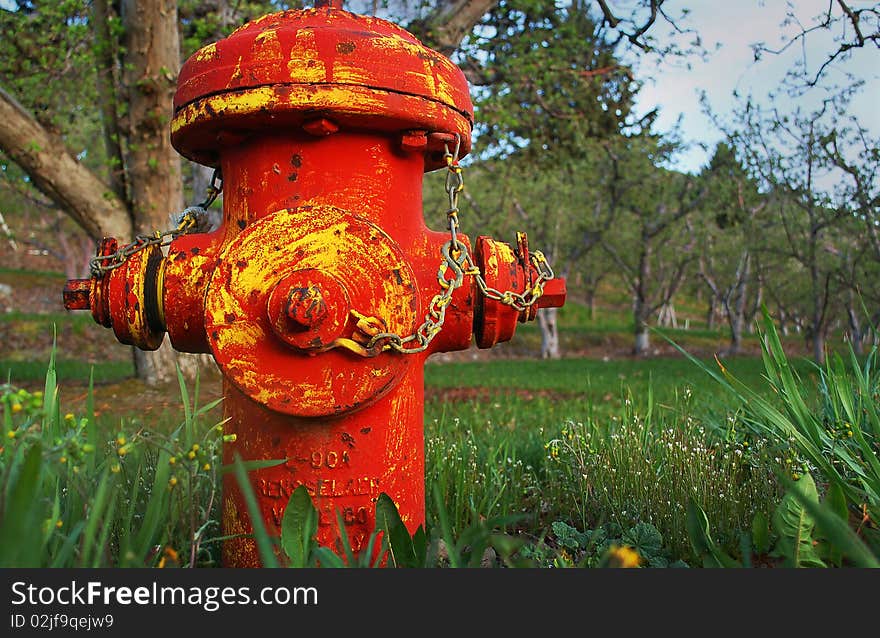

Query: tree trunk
[726,253,750,356]
[706,295,717,330]
[633,290,650,355]
[813,330,826,366]
[585,286,596,321]
[121,0,185,385]
[537,307,560,359]
[634,321,650,355]
[847,297,864,356]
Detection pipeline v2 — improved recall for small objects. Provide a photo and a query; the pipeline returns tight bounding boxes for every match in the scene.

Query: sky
[627,0,879,174]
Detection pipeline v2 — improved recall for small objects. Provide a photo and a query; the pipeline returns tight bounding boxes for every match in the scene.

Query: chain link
[89,169,222,277]
[366,134,554,355]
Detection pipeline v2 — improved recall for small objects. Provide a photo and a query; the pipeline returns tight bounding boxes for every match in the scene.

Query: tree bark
[537,307,560,359]
[412,0,499,55]
[121,0,185,385]
[846,291,864,356]
[0,88,131,241]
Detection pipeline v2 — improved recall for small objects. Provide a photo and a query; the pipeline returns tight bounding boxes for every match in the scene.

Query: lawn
[1,295,877,568]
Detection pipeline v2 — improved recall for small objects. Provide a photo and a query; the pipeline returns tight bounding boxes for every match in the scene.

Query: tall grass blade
[232,453,279,568]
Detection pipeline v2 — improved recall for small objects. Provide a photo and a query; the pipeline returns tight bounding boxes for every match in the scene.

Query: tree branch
[0,86,131,241]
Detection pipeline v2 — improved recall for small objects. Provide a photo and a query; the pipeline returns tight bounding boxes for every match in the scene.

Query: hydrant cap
[172,7,474,167]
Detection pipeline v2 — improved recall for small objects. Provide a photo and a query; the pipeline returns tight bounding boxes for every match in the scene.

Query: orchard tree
[695,142,766,355]
[598,135,704,355]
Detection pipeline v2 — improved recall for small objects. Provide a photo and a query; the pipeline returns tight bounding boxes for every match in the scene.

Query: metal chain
[367,134,554,354]
[89,169,223,277]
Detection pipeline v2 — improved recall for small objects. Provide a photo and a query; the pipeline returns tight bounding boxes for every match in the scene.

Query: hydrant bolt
[267,267,351,352]
[286,285,328,328]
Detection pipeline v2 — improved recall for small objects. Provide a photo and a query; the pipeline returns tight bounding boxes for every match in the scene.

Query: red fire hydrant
[64,4,565,567]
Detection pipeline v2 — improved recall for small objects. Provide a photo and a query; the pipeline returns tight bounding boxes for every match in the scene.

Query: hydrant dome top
[172,7,474,167]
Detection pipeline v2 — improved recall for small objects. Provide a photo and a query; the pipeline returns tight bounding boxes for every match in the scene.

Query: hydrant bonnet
[171,7,474,170]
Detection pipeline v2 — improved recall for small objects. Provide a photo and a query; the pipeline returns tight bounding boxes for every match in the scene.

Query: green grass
[2,359,134,384]
[426,355,818,414]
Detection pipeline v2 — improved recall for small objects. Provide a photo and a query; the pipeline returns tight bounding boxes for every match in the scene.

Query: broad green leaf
[784,476,879,568]
[751,511,771,555]
[622,522,663,560]
[686,498,741,568]
[376,493,417,568]
[280,485,318,568]
[772,473,826,568]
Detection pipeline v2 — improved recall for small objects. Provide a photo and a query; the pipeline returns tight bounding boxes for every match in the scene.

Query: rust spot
[224,312,236,323]
[133,301,140,311]
[287,172,298,182]
[211,330,219,340]
[335,41,356,54]
[392,268,403,285]
[273,245,280,251]
[191,247,200,255]
[237,219,247,230]
[290,154,302,168]
[341,432,355,448]
[174,251,187,261]
[360,427,371,435]
[236,259,247,269]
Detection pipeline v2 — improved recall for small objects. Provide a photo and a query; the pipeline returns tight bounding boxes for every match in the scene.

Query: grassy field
[1,288,877,568]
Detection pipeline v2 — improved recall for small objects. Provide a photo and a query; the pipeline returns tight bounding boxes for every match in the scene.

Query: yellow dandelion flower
[169,476,178,487]
[111,464,121,474]
[187,451,196,460]
[11,404,22,414]
[59,456,67,464]
[116,436,126,446]
[64,413,75,421]
[7,430,16,439]
[603,545,642,568]
[169,456,176,465]
[56,520,63,529]
[192,444,199,452]
[203,463,211,471]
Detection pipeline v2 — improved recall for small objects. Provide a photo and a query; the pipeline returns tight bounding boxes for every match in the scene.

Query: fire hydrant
[63,4,565,567]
